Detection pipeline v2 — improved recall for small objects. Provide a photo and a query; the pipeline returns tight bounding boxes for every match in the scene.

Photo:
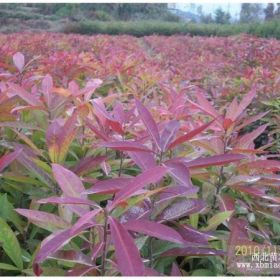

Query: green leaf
[189,213,199,229]
[203,211,233,231]
[0,217,23,270]
[191,269,216,276]
[0,262,19,271]
[0,194,24,233]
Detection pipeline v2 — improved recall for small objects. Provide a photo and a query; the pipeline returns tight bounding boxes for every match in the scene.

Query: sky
[174,3,267,20]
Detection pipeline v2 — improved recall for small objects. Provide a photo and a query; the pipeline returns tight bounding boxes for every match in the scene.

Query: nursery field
[0,33,280,276]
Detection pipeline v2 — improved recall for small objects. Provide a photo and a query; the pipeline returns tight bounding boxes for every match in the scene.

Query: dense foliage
[64,19,280,39]
[0,33,280,276]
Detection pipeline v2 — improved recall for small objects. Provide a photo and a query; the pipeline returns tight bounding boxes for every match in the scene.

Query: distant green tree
[264,3,275,20]
[275,3,280,17]
[214,8,231,24]
[201,13,214,24]
[240,3,263,23]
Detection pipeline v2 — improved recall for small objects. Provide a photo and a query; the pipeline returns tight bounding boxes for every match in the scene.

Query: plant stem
[212,166,224,211]
[212,131,229,211]
[148,237,153,267]
[101,210,108,276]
[118,151,123,177]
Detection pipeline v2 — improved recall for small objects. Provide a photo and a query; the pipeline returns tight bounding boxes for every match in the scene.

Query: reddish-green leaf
[100,141,152,152]
[110,166,168,210]
[109,217,145,276]
[160,120,180,152]
[0,149,22,172]
[52,164,85,197]
[15,209,70,232]
[135,99,161,150]
[13,52,25,72]
[124,219,186,244]
[168,120,214,149]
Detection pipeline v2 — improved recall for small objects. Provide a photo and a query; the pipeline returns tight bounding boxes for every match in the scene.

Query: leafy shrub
[63,19,280,39]
[0,33,279,276]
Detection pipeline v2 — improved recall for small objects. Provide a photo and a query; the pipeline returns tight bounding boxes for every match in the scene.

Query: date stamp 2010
[227,243,280,276]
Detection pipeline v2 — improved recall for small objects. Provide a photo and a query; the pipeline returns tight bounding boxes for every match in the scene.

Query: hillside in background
[0,3,280,39]
[0,3,180,33]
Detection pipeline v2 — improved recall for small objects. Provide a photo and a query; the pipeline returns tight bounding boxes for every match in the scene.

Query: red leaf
[0,149,22,172]
[176,223,213,245]
[240,160,280,172]
[71,155,106,176]
[100,141,152,152]
[52,164,85,198]
[8,83,43,107]
[236,124,267,149]
[236,111,269,131]
[93,101,123,134]
[168,120,214,149]
[37,196,99,208]
[124,219,186,244]
[85,119,110,141]
[157,199,206,221]
[171,263,182,276]
[34,209,100,271]
[144,267,161,276]
[160,120,180,152]
[42,74,53,107]
[15,209,70,231]
[231,87,257,121]
[225,97,239,124]
[127,151,156,171]
[109,217,145,276]
[67,265,97,276]
[218,194,235,212]
[84,177,133,195]
[169,154,246,169]
[164,162,193,188]
[135,99,161,150]
[156,186,198,204]
[233,185,280,203]
[13,52,25,72]
[46,112,78,163]
[110,166,168,210]
[187,93,219,119]
[162,247,225,257]
[49,250,93,266]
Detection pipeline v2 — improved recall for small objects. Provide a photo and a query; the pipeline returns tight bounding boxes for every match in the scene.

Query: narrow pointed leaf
[203,211,234,231]
[42,74,53,107]
[100,141,152,152]
[0,217,23,270]
[127,151,156,170]
[162,247,225,257]
[171,263,182,276]
[84,177,132,195]
[109,217,145,276]
[0,149,22,172]
[71,155,106,176]
[34,210,100,270]
[8,83,43,107]
[13,52,25,72]
[37,196,99,208]
[135,99,161,150]
[15,209,70,232]
[110,166,168,209]
[171,154,246,169]
[160,120,180,152]
[157,199,206,221]
[52,164,85,197]
[168,120,214,149]
[124,219,186,244]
